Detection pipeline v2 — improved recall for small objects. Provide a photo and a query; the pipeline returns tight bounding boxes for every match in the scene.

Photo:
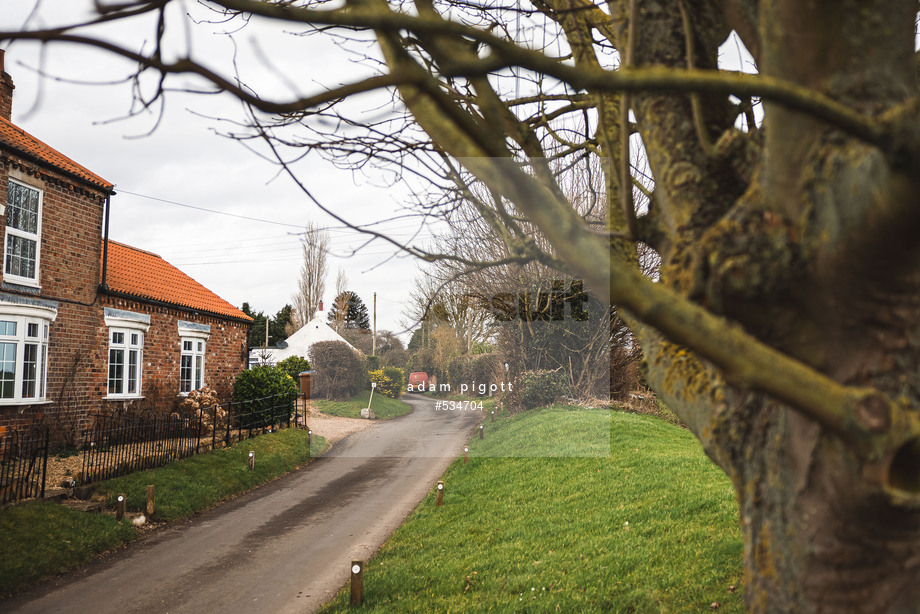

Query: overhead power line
[117,188,441,244]
[116,189,305,229]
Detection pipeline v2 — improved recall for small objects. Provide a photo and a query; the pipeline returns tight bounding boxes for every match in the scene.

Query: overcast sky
[1,1,437,339]
[0,2,760,345]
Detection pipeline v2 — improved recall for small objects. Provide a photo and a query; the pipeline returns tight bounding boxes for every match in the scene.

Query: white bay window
[0,299,56,404]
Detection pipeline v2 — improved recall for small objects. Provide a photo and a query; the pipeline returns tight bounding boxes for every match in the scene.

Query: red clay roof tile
[103,240,251,322]
[0,116,113,190]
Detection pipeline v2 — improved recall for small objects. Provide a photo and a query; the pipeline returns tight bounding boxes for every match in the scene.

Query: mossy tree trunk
[374,1,920,609]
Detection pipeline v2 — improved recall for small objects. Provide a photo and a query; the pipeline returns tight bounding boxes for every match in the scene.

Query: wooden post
[479,424,484,440]
[146,485,155,517]
[350,560,364,606]
[464,447,469,463]
[491,410,495,423]
[248,450,255,471]
[308,429,312,448]
[436,481,444,507]
[116,494,125,521]
[365,382,376,418]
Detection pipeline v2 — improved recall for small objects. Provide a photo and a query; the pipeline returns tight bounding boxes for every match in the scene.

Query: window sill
[0,399,51,408]
[1,280,42,294]
[103,395,145,401]
[178,388,208,398]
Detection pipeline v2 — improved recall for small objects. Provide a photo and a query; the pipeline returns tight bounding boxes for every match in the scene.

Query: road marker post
[146,485,155,517]
[116,494,125,521]
[362,382,376,419]
[350,560,364,605]
[436,481,444,507]
[248,450,255,471]
[464,447,469,463]
[479,424,484,440]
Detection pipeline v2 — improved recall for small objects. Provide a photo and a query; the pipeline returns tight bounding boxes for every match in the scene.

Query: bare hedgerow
[308,341,364,401]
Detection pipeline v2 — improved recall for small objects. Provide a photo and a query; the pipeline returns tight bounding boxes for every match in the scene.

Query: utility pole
[264,317,269,348]
[468,308,472,353]
[372,292,377,356]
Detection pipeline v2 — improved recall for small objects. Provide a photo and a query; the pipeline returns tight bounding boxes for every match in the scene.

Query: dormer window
[5,179,42,287]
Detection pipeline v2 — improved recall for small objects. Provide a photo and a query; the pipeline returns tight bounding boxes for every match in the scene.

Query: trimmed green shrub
[309,341,364,400]
[519,369,569,410]
[276,355,311,382]
[366,355,381,372]
[383,366,406,395]
[232,366,298,428]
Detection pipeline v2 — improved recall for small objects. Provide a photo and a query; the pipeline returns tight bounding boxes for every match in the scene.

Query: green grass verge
[319,407,743,613]
[0,501,136,594]
[314,389,413,420]
[0,427,327,597]
[94,427,322,521]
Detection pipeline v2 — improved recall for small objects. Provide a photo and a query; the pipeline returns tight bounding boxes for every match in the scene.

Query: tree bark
[635,3,920,611]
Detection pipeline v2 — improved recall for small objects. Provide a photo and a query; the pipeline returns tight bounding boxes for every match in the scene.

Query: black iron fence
[80,391,302,485]
[0,426,49,506]
[80,412,203,484]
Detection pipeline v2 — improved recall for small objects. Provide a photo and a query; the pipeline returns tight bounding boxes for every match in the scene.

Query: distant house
[250,302,356,367]
[0,51,251,438]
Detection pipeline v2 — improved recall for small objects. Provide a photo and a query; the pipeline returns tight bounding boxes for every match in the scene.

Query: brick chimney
[0,50,13,121]
[318,300,324,313]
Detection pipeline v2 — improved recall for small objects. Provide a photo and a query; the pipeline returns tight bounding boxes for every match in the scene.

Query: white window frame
[0,302,56,405]
[178,321,210,395]
[105,309,149,399]
[4,179,43,288]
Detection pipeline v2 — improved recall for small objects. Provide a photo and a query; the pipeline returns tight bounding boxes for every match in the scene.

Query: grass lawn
[313,389,413,420]
[0,501,136,595]
[319,407,744,613]
[0,427,327,598]
[93,426,323,521]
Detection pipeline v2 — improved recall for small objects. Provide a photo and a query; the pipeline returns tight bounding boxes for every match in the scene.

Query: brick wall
[99,296,250,410]
[0,294,251,441]
[0,152,107,441]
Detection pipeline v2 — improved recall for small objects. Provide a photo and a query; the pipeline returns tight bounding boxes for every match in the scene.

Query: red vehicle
[408,371,430,392]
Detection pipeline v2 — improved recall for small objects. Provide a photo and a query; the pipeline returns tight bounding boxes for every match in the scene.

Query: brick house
[0,51,251,440]
[100,240,252,406]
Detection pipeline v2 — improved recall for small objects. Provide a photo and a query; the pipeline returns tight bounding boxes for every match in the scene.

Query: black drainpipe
[100,191,112,291]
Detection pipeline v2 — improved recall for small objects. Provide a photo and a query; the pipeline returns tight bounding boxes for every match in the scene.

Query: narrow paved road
[3,395,483,613]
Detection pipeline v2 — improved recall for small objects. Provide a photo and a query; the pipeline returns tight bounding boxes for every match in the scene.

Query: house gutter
[100,287,254,326]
